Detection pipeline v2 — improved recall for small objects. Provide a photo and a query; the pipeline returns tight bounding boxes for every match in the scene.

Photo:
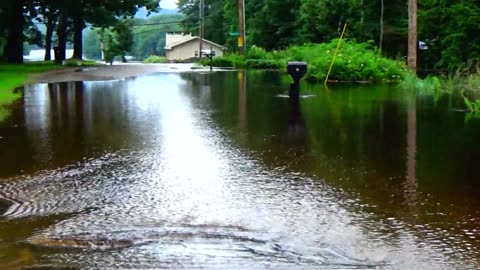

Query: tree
[249,0,302,50]
[83,28,102,59]
[131,14,183,59]
[35,0,60,60]
[1,0,26,63]
[178,0,227,45]
[113,19,134,62]
[419,1,480,71]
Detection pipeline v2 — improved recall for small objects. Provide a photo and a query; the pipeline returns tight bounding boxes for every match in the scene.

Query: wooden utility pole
[199,0,204,59]
[379,0,384,52]
[408,0,417,71]
[238,0,246,55]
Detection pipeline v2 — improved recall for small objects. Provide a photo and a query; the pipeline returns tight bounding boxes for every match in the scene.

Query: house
[164,33,225,62]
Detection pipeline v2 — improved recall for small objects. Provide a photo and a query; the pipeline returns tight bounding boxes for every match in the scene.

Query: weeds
[203,39,407,82]
[143,55,168,64]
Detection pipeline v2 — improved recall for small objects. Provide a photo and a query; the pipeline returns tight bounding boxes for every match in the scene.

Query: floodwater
[1,70,480,269]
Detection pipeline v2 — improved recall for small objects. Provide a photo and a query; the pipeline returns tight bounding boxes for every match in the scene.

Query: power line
[132,20,184,27]
[133,27,180,35]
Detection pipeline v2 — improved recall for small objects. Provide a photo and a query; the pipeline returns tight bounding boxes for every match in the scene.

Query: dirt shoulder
[30,63,198,84]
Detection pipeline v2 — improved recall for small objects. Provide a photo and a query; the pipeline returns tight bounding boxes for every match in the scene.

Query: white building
[164,33,225,62]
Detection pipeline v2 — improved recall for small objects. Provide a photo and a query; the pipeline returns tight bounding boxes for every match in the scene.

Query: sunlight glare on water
[0,72,480,269]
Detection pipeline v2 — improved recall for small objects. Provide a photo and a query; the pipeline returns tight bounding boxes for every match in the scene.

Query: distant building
[165,33,225,62]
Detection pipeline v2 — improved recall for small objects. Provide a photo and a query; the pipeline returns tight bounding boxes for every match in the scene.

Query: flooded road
[1,71,480,269]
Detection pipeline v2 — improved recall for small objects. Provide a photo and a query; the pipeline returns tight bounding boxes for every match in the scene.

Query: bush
[277,40,407,82]
[200,55,246,68]
[245,59,282,69]
[246,46,269,60]
[201,39,408,82]
[143,55,167,63]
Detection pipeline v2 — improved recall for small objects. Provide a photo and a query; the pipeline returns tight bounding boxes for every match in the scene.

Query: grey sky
[161,0,177,9]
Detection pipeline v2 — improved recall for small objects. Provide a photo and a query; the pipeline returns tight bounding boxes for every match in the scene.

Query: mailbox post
[202,47,216,71]
[287,62,307,100]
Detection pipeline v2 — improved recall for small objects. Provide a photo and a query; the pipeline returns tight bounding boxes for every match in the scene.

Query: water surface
[1,71,480,269]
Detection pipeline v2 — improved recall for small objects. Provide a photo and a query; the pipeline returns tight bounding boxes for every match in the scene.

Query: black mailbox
[287,61,307,81]
[287,62,307,100]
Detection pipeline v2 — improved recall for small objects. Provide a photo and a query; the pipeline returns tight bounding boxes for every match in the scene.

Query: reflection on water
[1,71,480,269]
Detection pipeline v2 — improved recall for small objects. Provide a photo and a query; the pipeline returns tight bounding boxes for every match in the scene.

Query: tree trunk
[72,14,84,60]
[5,0,24,63]
[56,12,67,63]
[44,12,58,61]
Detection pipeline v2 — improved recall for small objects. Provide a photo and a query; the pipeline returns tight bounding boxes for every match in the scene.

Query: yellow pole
[324,24,348,87]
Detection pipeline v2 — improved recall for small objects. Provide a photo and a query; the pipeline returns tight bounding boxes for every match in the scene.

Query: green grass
[143,55,168,64]
[0,61,81,121]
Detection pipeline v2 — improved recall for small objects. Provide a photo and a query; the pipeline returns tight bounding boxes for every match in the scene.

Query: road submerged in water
[0,69,480,269]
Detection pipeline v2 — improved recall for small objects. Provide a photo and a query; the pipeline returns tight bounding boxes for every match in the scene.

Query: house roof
[165,36,226,50]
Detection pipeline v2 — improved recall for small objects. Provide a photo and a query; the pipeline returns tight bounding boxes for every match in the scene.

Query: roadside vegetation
[400,66,480,118]
[0,61,97,121]
[201,40,407,82]
[0,62,59,120]
[143,55,167,63]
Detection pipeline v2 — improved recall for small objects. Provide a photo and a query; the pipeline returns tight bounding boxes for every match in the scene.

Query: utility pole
[199,0,204,59]
[238,0,246,55]
[408,0,417,71]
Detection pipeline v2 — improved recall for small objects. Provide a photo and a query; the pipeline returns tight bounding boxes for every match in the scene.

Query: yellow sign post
[237,36,244,47]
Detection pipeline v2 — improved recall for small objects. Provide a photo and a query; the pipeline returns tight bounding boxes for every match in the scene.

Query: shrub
[246,59,282,69]
[200,55,247,68]
[202,39,408,82]
[143,55,167,63]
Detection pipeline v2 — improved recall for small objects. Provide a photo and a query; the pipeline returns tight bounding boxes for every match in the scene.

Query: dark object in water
[287,62,307,100]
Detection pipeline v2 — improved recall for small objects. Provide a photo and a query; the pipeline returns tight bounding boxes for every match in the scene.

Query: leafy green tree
[83,28,102,59]
[419,0,480,71]
[178,0,227,45]
[102,30,120,64]
[114,19,134,62]
[131,14,182,59]
[250,0,302,50]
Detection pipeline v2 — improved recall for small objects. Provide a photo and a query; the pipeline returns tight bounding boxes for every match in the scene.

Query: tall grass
[202,39,407,82]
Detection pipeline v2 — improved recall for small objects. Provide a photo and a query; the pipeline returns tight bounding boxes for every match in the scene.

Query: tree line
[0,0,160,63]
[83,14,183,61]
[2,0,479,72]
[179,0,480,72]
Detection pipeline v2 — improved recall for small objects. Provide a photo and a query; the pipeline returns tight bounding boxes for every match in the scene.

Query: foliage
[418,1,480,72]
[177,0,226,46]
[83,28,103,60]
[0,0,160,63]
[245,59,282,69]
[200,54,246,68]
[131,14,183,60]
[143,55,167,63]
[204,39,406,82]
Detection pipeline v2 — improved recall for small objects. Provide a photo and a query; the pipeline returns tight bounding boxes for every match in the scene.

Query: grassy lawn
[0,61,60,104]
[0,60,97,121]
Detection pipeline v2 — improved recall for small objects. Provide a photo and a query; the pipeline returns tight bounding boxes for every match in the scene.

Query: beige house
[165,33,225,62]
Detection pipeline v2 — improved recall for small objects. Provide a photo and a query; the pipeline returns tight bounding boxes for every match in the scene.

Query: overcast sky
[161,0,178,9]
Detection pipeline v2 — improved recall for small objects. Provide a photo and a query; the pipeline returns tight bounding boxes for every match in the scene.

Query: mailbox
[287,62,307,100]
[287,62,307,81]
